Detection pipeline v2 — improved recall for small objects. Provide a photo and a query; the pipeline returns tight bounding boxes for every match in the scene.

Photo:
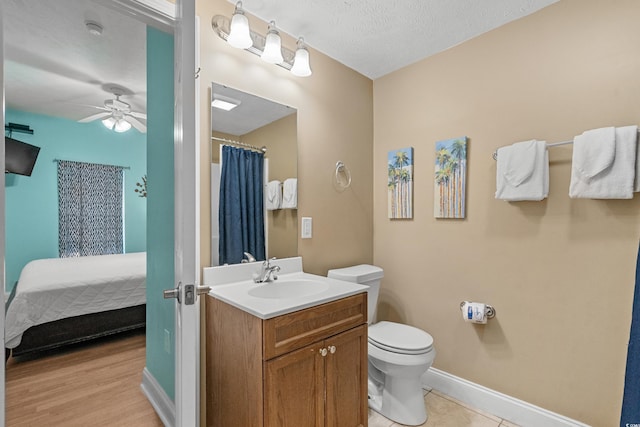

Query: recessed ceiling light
[211,95,240,111]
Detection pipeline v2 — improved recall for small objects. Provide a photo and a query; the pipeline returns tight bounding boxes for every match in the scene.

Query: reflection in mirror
[211,83,298,266]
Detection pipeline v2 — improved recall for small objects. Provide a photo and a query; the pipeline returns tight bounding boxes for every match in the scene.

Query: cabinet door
[264,342,325,427]
[325,325,368,427]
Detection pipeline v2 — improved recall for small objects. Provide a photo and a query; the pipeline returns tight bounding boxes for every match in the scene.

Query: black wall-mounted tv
[5,137,41,176]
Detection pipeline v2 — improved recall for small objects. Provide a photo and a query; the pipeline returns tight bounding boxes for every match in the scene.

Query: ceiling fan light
[291,38,312,77]
[114,119,132,133]
[102,116,116,130]
[227,2,252,49]
[261,22,283,64]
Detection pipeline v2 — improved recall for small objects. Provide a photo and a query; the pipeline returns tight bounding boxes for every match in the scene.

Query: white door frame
[173,0,200,425]
[1,1,7,424]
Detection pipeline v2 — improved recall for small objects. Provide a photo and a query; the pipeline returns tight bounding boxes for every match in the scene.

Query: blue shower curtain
[621,241,640,426]
[219,145,265,265]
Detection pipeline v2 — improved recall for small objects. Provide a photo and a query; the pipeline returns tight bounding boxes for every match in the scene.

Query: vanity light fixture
[211,3,312,77]
[227,1,252,49]
[261,21,284,64]
[291,38,312,77]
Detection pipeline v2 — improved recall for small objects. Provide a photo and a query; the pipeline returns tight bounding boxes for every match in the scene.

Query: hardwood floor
[6,330,164,426]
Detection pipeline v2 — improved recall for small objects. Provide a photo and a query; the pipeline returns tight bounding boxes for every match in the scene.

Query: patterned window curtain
[57,160,125,257]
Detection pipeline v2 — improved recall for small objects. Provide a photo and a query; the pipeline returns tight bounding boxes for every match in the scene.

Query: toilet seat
[368,321,433,355]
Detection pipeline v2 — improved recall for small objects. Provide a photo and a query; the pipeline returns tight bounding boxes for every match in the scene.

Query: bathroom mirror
[211,83,298,266]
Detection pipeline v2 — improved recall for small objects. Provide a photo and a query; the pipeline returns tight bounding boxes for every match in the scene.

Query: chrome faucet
[241,252,256,263]
[254,258,280,283]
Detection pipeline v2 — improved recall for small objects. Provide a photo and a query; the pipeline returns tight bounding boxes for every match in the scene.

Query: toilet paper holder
[459,301,496,319]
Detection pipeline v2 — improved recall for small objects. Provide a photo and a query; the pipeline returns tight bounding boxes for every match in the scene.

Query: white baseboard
[422,368,591,427]
[141,367,175,427]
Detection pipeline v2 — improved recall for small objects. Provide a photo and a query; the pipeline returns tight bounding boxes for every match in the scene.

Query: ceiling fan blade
[126,116,147,133]
[78,111,111,123]
[129,111,147,119]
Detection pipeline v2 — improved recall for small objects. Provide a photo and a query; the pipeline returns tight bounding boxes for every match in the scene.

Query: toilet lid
[368,321,433,355]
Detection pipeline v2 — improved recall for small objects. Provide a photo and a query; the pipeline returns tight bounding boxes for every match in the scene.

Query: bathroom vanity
[203,258,369,427]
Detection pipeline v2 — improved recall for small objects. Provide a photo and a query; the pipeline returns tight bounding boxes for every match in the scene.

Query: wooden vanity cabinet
[206,292,368,427]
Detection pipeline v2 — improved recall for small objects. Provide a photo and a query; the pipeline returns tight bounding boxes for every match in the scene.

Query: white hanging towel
[282,178,298,209]
[495,140,549,201]
[266,180,282,210]
[569,126,637,199]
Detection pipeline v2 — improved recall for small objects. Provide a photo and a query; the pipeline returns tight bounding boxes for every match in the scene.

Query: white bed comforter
[5,252,146,348]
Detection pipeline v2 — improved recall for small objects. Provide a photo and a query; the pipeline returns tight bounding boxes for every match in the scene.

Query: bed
[5,252,146,358]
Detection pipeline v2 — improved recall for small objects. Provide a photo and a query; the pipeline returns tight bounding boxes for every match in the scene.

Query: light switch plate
[301,217,312,239]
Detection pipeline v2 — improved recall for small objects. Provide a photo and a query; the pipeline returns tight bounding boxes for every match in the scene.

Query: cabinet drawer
[263,293,367,360]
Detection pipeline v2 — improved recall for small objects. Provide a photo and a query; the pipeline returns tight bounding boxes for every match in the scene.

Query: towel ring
[334,161,352,190]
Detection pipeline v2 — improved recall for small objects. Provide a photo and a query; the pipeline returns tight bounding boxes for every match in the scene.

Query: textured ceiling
[211,83,296,136]
[3,0,560,131]
[238,0,560,79]
[4,0,147,123]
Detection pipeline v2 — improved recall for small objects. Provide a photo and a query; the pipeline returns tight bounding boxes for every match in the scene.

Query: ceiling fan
[78,87,147,133]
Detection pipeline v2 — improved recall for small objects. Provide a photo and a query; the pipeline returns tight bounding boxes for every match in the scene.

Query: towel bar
[492,128,640,160]
[492,140,572,160]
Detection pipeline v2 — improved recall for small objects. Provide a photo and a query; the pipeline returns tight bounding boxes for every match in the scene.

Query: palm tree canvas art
[388,147,413,219]
[434,137,467,218]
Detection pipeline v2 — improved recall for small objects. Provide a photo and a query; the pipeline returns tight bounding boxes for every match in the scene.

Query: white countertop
[207,271,368,320]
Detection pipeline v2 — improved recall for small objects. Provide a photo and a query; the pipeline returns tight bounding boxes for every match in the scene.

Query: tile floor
[368,389,521,427]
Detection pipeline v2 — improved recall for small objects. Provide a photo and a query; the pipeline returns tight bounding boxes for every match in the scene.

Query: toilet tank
[327,264,383,324]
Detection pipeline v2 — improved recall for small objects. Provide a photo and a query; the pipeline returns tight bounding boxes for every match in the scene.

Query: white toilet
[328,264,435,426]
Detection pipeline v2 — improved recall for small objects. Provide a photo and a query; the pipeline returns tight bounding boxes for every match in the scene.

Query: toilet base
[368,376,427,426]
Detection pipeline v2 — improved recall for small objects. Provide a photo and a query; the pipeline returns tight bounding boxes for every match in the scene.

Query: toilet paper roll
[462,302,487,324]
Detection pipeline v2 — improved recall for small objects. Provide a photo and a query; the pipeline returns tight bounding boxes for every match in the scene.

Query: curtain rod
[492,130,640,160]
[211,136,267,153]
[53,159,131,170]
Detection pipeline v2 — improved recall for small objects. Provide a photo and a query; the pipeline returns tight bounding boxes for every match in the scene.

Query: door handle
[163,286,181,303]
[163,283,211,305]
[196,285,211,295]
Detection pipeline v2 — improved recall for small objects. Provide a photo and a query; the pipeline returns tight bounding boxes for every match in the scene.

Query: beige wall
[197,3,373,423]
[244,114,298,259]
[197,0,374,274]
[373,1,640,426]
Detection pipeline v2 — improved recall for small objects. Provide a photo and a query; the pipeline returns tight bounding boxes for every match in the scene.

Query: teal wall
[145,26,175,400]
[4,109,147,292]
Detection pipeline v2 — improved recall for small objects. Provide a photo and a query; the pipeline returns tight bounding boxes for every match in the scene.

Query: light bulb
[261,21,283,64]
[102,116,116,130]
[114,119,132,133]
[227,2,252,49]
[291,38,312,77]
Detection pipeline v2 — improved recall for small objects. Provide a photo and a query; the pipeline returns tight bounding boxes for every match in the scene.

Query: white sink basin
[203,258,369,319]
[248,279,330,299]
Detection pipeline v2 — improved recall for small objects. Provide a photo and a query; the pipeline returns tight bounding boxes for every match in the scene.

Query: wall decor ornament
[387,147,413,219]
[434,136,467,218]
[135,175,147,198]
